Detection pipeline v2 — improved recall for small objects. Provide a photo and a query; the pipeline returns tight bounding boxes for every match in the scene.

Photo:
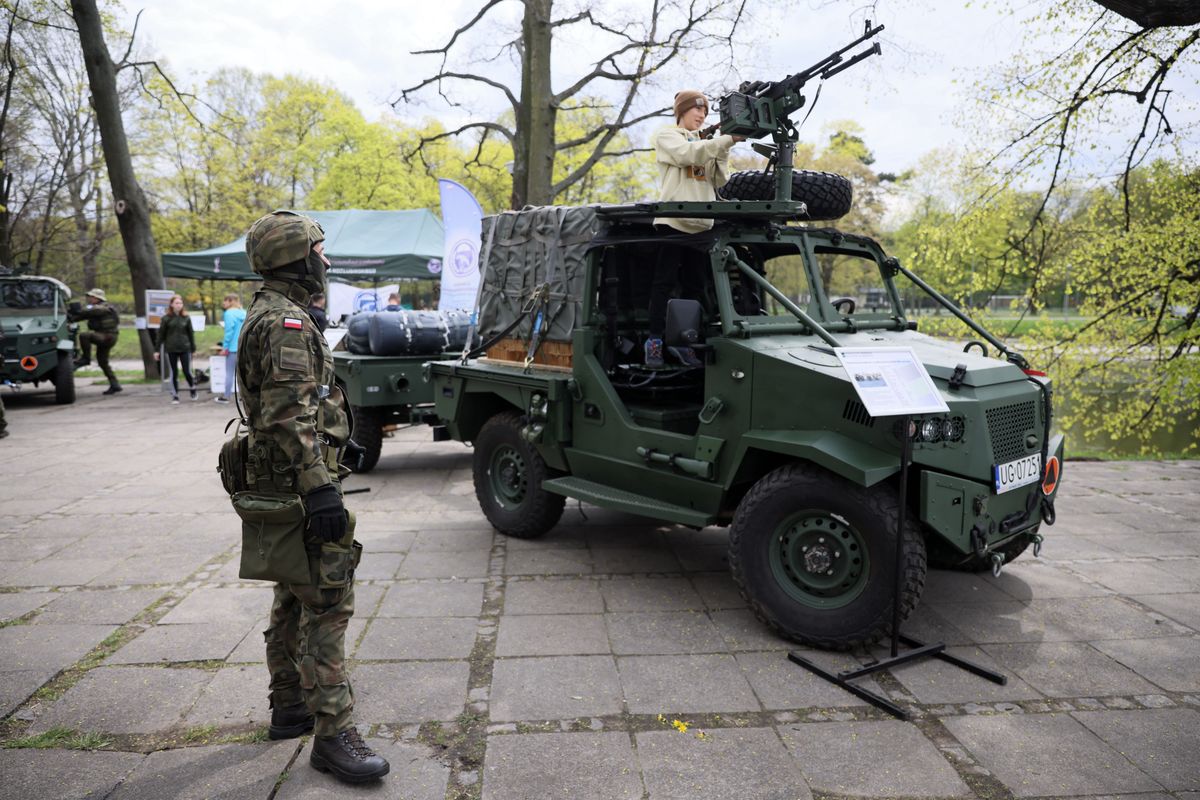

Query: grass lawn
[105,323,227,360]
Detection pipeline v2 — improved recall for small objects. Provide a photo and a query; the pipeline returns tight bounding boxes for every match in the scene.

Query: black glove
[304,484,347,544]
[343,439,366,472]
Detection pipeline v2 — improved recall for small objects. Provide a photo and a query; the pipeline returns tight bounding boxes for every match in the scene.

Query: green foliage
[4,727,111,751]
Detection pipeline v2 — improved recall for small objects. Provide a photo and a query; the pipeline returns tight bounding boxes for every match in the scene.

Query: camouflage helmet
[86,288,107,302]
[245,211,325,275]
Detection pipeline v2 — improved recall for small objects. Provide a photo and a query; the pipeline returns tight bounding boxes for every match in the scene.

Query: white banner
[437,178,483,311]
[327,282,399,323]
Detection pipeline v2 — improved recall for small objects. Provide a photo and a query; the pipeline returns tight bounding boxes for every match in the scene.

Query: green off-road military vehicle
[0,273,76,404]
[427,23,1064,649]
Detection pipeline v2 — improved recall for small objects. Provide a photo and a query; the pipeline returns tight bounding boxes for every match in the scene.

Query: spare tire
[720,169,852,220]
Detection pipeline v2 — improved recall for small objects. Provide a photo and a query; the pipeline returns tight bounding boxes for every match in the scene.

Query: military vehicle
[428,23,1064,649]
[0,273,76,404]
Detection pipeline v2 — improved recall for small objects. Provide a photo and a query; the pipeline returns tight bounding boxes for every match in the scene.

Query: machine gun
[702,20,884,202]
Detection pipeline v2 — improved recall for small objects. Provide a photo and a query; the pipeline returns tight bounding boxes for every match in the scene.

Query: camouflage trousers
[78,331,118,386]
[264,539,357,736]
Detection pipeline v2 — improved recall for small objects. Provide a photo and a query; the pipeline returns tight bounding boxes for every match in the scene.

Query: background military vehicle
[422,24,1064,650]
[0,273,76,404]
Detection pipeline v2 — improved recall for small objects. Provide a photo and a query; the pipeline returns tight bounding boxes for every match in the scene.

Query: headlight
[919,418,942,442]
[943,416,965,442]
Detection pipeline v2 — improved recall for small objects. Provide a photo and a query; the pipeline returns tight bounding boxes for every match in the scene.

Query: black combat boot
[310,727,390,783]
[73,358,91,369]
[268,701,314,740]
[102,384,122,395]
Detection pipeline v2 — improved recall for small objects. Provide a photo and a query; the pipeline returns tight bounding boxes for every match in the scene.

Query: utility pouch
[233,491,310,584]
[312,510,362,589]
[218,428,250,495]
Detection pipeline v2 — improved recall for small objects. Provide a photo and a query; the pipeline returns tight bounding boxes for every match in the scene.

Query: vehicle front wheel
[729,463,926,650]
[473,410,564,538]
[347,406,382,473]
[53,353,76,405]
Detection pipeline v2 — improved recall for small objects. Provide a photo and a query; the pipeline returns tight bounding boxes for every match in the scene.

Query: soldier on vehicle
[646,90,742,368]
[239,210,388,784]
[69,288,122,395]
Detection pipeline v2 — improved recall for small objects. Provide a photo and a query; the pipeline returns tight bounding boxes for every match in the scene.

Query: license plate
[994,453,1042,494]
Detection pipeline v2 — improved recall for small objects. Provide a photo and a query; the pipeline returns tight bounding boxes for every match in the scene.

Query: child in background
[216,293,245,405]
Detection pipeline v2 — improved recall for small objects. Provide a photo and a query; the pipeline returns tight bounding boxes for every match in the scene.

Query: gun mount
[704,20,884,203]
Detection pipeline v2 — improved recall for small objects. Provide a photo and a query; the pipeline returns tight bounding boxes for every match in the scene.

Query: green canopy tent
[160,209,445,282]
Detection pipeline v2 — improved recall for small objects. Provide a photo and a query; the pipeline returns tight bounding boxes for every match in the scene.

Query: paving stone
[353,551,405,580]
[97,553,211,585]
[351,582,388,616]
[109,741,295,799]
[1073,708,1200,790]
[598,576,704,612]
[932,597,1181,644]
[504,549,594,575]
[356,617,477,660]
[0,591,52,622]
[0,557,125,587]
[925,569,1015,604]
[586,527,672,549]
[0,669,56,717]
[181,665,269,728]
[942,713,1161,797]
[589,546,682,574]
[398,549,491,579]
[993,562,1112,600]
[0,622,116,672]
[495,614,609,656]
[491,656,623,720]
[1131,592,1200,631]
[226,618,267,664]
[638,726,811,800]
[354,528,416,552]
[780,719,970,797]
[279,737,449,799]
[619,654,760,714]
[156,585,270,626]
[0,749,144,800]
[708,608,793,651]
[32,588,164,626]
[1089,532,1200,557]
[1093,636,1200,692]
[410,528,494,551]
[107,622,251,664]
[347,661,470,723]
[606,611,724,655]
[1043,535,1123,562]
[29,666,212,734]
[884,643,1044,706]
[983,641,1159,698]
[1070,560,1197,595]
[688,572,746,609]
[481,732,642,800]
[376,581,484,617]
[675,544,729,572]
[502,578,603,614]
[736,650,881,709]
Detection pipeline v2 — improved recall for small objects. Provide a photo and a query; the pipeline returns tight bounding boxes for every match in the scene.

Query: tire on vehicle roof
[719,169,853,220]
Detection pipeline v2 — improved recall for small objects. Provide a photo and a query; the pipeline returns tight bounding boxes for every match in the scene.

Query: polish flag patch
[283,317,304,330]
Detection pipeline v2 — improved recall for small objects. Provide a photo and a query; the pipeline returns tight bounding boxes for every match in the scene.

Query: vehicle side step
[541,476,715,527]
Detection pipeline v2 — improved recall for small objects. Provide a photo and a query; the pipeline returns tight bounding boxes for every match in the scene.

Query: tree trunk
[70,0,163,378]
[512,0,556,209]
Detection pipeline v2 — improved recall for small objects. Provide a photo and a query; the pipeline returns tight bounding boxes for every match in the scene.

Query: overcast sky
[117,0,1193,177]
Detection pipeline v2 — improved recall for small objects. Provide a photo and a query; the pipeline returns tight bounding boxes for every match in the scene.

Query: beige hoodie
[653,125,736,233]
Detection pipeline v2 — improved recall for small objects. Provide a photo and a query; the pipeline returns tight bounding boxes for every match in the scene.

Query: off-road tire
[928,533,1032,573]
[729,463,926,650]
[473,410,564,538]
[719,170,853,220]
[52,352,76,405]
[346,406,382,473]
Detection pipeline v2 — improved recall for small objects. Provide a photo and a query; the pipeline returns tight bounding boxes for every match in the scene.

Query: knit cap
[673,90,708,122]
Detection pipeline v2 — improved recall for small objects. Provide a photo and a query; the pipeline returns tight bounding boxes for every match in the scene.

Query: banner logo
[354,291,379,312]
[451,239,477,277]
[427,258,443,275]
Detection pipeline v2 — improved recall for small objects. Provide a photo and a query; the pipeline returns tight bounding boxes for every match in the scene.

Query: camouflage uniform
[0,393,7,439]
[71,295,121,389]
[238,271,357,738]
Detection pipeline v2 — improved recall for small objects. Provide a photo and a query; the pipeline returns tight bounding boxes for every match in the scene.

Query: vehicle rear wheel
[347,406,382,473]
[729,463,926,650]
[473,410,564,538]
[53,352,76,405]
[719,170,853,220]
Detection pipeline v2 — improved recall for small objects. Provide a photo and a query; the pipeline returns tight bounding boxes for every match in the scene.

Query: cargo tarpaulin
[160,209,445,282]
[476,206,601,343]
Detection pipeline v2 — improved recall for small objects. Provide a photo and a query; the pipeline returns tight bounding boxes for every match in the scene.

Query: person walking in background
[216,293,245,405]
[383,292,402,312]
[69,288,122,395]
[153,294,197,404]
[308,291,328,332]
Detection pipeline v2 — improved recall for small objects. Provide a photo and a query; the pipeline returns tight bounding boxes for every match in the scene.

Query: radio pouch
[233,491,311,584]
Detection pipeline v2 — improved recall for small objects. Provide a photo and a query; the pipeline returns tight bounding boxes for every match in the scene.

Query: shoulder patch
[283,317,304,330]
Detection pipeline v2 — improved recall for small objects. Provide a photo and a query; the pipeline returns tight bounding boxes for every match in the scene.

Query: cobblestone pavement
[1,381,1198,800]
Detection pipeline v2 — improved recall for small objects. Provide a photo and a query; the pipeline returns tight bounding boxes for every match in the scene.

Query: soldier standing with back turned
[239,210,389,783]
[69,288,122,395]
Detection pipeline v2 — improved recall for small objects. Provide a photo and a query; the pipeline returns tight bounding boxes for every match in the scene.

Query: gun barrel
[799,22,885,81]
[821,42,882,80]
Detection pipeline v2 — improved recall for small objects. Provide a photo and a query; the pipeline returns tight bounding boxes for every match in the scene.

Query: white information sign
[145,289,176,329]
[834,347,949,417]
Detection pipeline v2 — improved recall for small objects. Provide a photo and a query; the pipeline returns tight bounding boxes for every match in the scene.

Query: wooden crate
[484,337,574,369]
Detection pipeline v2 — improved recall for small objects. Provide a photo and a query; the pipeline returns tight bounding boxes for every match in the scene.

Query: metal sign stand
[788,348,1007,720]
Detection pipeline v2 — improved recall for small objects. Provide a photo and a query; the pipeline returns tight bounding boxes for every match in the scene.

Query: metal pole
[892,414,912,659]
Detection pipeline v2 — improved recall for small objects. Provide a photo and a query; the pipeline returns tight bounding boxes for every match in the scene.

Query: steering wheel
[832,297,856,314]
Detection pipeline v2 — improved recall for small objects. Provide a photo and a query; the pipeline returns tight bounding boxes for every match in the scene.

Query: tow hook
[990,552,1006,578]
[1040,497,1056,526]
[1031,533,1044,558]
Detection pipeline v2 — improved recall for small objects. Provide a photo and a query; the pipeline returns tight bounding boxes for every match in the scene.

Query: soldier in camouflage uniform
[239,210,389,783]
[69,288,122,395]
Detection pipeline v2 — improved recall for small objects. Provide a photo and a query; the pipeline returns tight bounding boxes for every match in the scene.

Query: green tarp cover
[161,209,445,282]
